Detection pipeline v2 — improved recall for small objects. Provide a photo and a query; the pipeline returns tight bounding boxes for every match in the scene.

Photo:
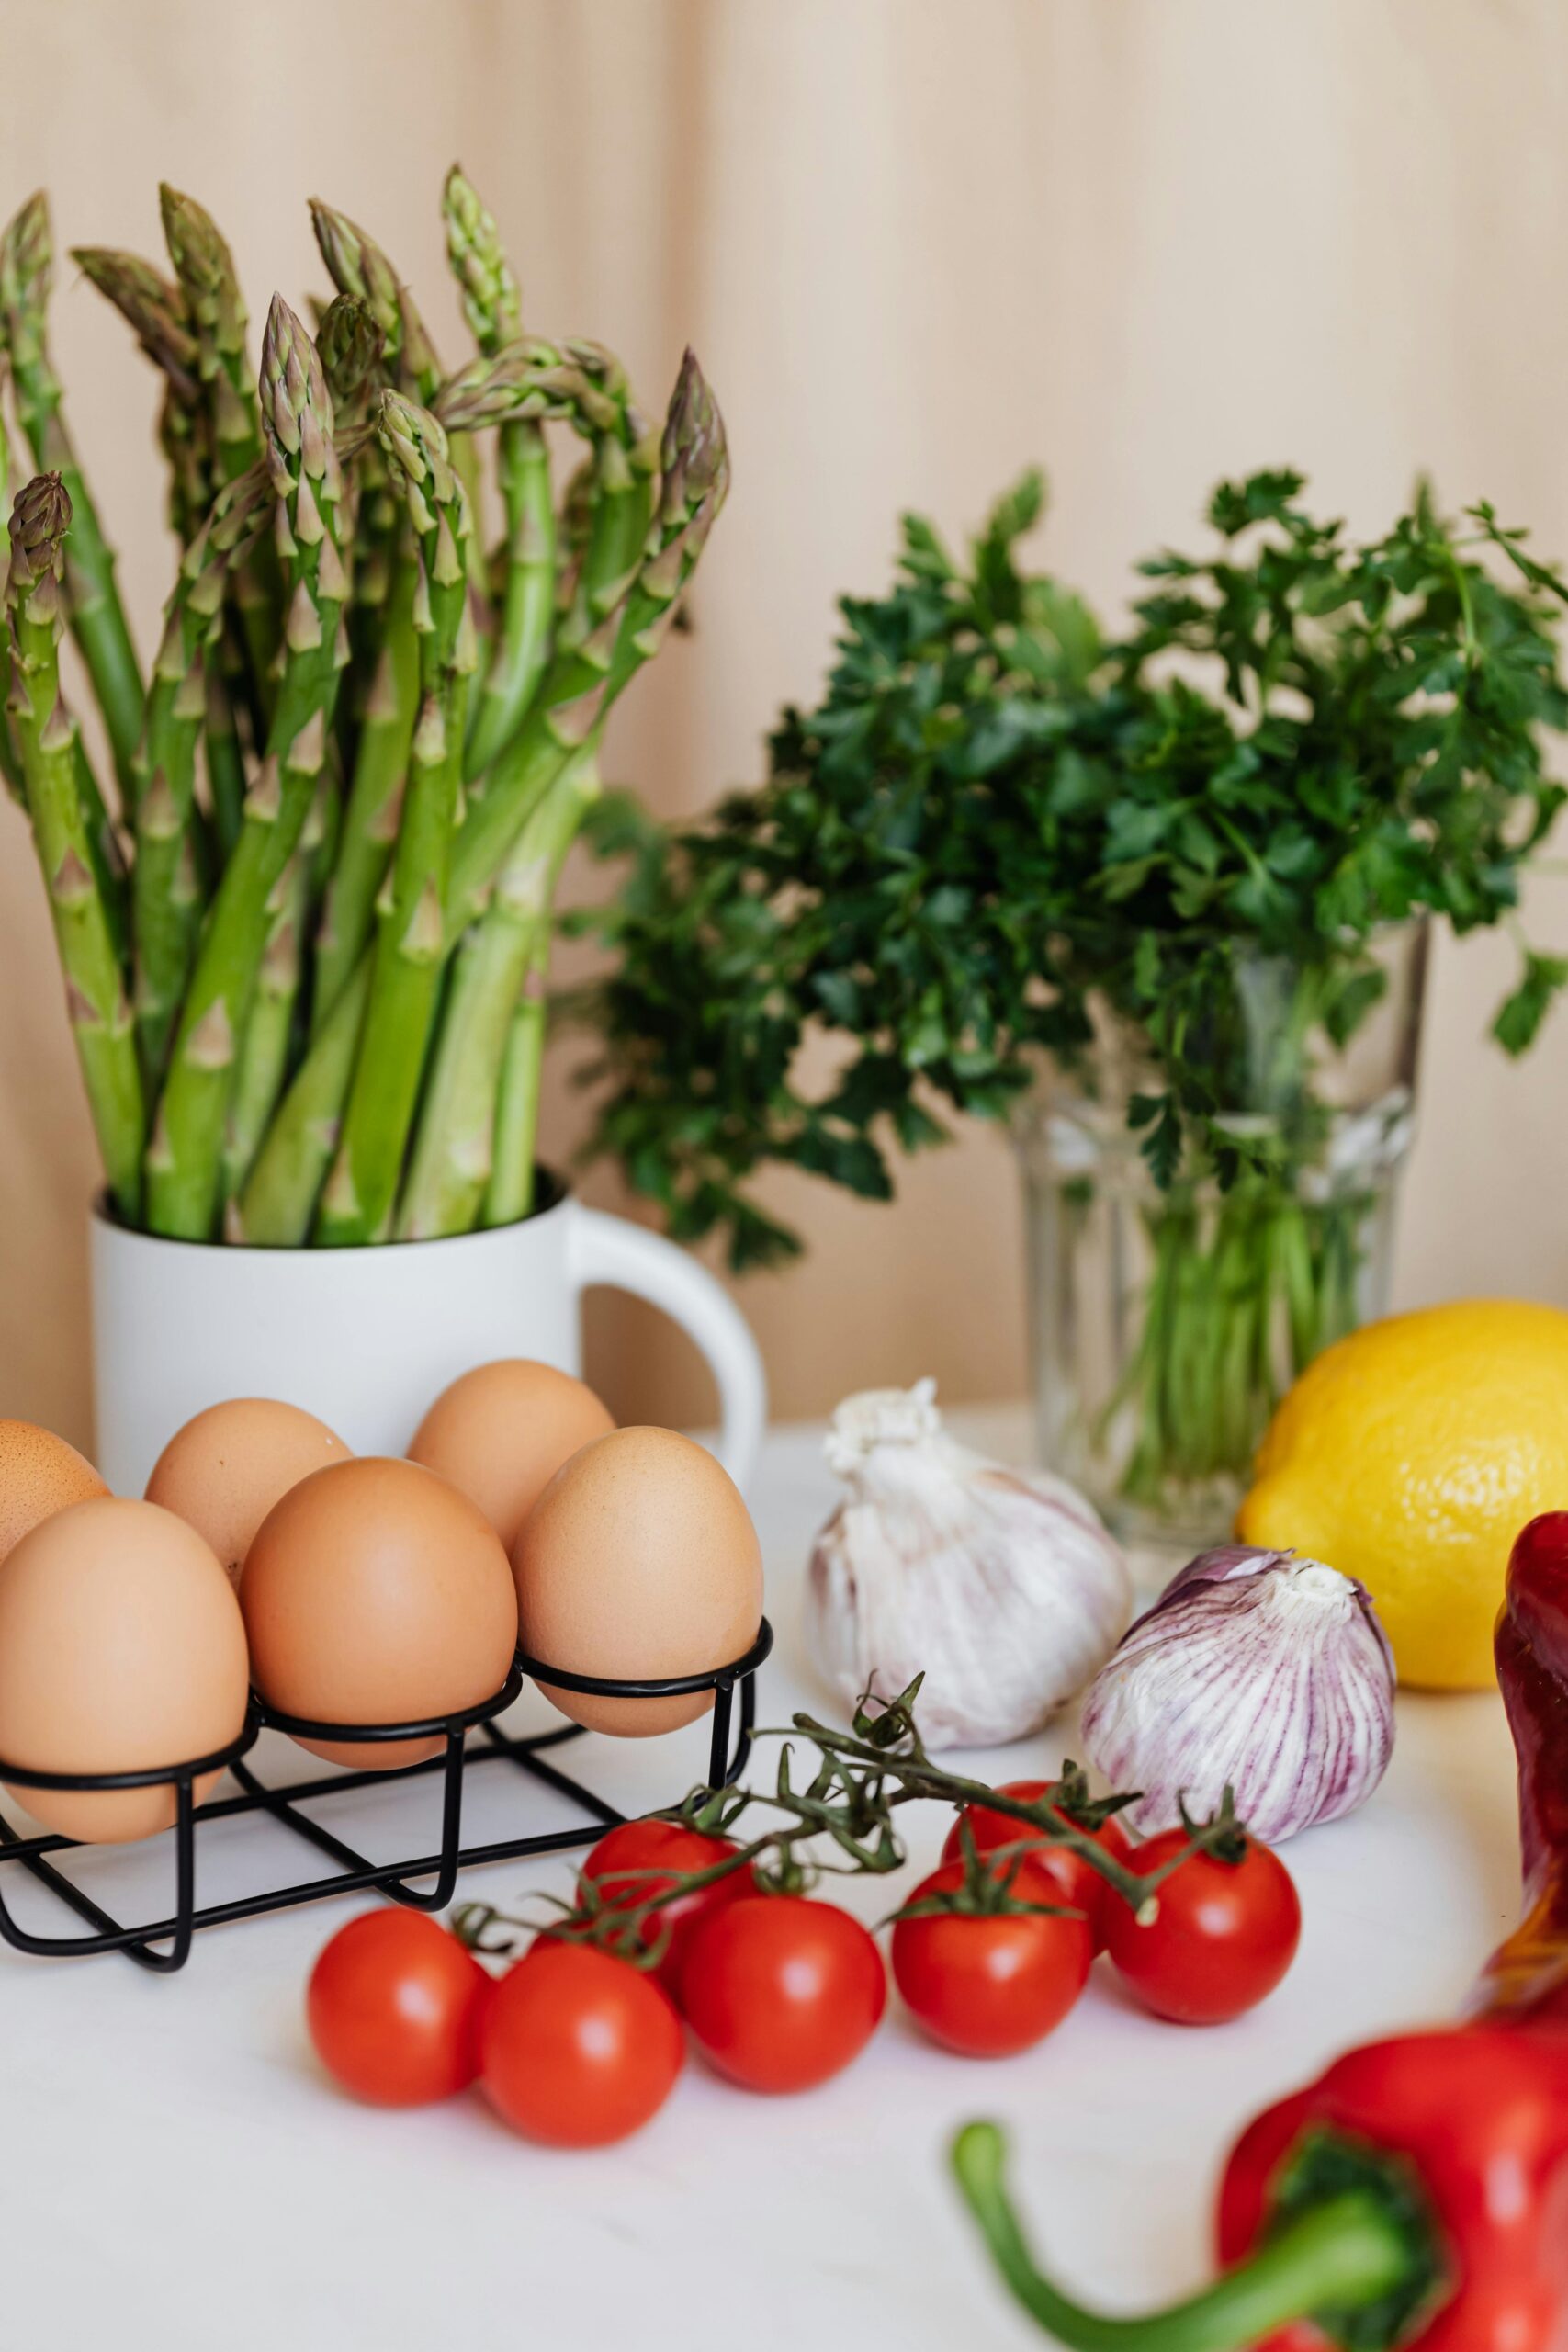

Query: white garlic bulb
[805,1380,1131,1750]
[1080,1544,1396,1843]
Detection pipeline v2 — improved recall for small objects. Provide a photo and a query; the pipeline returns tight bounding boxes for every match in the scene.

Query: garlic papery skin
[805,1380,1131,1750]
[1079,1544,1395,1844]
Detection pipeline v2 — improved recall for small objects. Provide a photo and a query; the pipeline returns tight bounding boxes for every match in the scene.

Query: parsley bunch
[578,469,1568,1271]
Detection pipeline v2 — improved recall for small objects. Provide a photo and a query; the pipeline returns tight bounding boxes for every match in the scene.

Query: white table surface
[0,1405,1523,2352]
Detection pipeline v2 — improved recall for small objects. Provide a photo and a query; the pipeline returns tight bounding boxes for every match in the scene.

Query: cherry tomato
[480,1940,683,2146]
[307,1908,491,2107]
[942,1781,1134,1951]
[581,1817,753,2002]
[682,1894,886,2092]
[1103,1828,1302,2024]
[892,1855,1093,2057]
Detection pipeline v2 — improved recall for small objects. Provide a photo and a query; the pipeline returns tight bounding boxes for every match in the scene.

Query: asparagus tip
[7,471,72,572]
[0,189,52,313]
[259,293,333,476]
[317,292,384,410]
[158,182,232,298]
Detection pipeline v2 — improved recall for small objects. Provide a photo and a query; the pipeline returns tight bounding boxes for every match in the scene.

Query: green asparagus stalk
[221,851,309,1213]
[0,380,128,954]
[158,382,215,548]
[160,186,282,724]
[0,195,145,808]
[442,165,557,776]
[0,403,23,803]
[204,656,245,853]
[468,418,554,773]
[5,476,144,1215]
[311,538,420,1028]
[132,466,271,1077]
[484,974,547,1226]
[398,750,599,1238]
[146,297,348,1239]
[555,344,659,656]
[314,392,475,1244]
[233,952,370,1244]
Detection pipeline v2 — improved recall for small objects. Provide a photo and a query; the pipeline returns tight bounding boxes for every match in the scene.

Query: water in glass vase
[1017,926,1427,1569]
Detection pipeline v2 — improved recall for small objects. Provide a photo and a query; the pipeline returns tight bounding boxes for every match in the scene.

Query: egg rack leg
[0,1779,198,1972]
[706,1668,758,1788]
[227,1732,471,1913]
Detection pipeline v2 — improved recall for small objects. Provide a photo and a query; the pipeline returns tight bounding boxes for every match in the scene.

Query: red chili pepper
[951,1513,1568,2349]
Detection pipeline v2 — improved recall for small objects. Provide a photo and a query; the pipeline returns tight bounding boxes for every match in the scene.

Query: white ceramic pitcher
[89,1176,767,1498]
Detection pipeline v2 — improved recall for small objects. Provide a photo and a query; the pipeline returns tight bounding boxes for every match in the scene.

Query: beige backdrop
[3,0,1567,1451]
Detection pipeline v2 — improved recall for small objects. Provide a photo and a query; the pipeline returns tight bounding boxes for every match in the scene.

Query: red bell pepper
[1475,1510,1568,2026]
[952,1513,1568,2350]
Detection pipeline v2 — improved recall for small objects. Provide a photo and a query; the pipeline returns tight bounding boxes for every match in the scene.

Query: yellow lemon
[1236,1298,1568,1689]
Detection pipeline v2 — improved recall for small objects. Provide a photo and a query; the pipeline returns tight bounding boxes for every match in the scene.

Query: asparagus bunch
[0,171,727,1246]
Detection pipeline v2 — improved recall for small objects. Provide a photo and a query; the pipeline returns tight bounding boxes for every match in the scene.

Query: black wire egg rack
[0,1621,773,1973]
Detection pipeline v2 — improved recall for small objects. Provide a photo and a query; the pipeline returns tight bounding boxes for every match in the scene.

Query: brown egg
[0,1498,250,1844]
[241,1457,519,1770]
[145,1397,351,1586]
[513,1427,763,1736]
[0,1420,108,1566]
[408,1360,615,1551]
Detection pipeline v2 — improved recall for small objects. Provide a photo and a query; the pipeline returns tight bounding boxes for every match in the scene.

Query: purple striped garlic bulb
[805,1380,1131,1750]
[1079,1544,1395,1844]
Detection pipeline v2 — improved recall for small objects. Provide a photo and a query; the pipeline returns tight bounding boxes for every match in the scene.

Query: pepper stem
[952,2124,1416,2352]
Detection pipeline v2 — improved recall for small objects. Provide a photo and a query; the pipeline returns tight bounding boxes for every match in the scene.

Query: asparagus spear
[0,195,144,808]
[160,186,282,726]
[398,750,599,1238]
[317,290,398,777]
[204,655,245,853]
[5,476,144,1215]
[0,401,23,802]
[314,392,475,1244]
[443,164,557,777]
[485,976,547,1226]
[555,344,659,658]
[132,466,272,1078]
[146,297,348,1239]
[233,953,370,1244]
[311,538,420,1028]
[159,189,254,479]
[221,851,308,1212]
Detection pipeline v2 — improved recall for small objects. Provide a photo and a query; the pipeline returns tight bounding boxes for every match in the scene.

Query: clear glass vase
[1016,924,1429,1568]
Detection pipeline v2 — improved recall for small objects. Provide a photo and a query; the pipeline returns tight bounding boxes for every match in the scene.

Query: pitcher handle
[567,1204,768,1495]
